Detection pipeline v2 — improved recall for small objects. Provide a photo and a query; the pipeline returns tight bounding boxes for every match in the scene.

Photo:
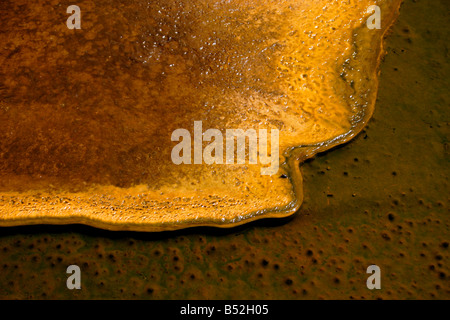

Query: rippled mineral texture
[0,0,448,300]
[0,0,403,231]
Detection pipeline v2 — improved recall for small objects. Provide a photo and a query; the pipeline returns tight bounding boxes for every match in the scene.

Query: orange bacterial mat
[0,0,402,231]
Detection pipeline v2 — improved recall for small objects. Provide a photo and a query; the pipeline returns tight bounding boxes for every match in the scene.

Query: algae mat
[1,0,401,231]
[0,0,448,300]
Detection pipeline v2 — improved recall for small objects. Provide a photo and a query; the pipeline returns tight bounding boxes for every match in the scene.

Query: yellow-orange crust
[0,0,403,231]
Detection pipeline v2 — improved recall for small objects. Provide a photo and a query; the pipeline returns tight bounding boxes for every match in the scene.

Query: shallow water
[0,0,448,299]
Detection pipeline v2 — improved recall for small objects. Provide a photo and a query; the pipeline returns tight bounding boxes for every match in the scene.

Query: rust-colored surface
[0,0,448,300]
[0,0,402,231]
